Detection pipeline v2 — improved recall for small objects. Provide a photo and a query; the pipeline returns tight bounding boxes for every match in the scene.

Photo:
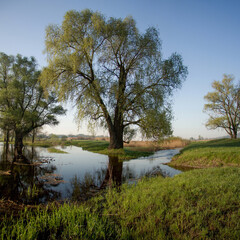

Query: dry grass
[124,137,190,151]
[159,138,190,149]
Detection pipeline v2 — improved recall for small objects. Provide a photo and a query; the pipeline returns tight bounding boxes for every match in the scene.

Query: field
[1,167,240,239]
[170,138,240,168]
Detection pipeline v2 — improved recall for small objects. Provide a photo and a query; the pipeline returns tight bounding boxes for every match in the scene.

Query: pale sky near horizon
[1,0,240,139]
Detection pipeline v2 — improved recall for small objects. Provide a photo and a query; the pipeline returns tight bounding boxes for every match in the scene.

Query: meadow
[1,167,240,239]
[1,137,240,239]
[170,138,240,168]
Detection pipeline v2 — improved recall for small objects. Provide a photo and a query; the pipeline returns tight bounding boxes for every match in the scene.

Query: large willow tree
[42,9,187,149]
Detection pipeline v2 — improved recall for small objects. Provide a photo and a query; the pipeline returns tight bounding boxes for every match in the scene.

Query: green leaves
[43,9,187,145]
[0,53,66,137]
[204,75,240,138]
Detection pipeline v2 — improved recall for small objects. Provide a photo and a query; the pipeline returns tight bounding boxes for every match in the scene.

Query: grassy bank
[170,138,240,168]
[25,137,189,160]
[1,167,240,239]
[65,140,154,159]
[28,139,153,160]
[47,147,68,154]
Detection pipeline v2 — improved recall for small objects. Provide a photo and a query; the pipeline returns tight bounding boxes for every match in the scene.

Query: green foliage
[42,9,187,146]
[1,168,240,239]
[204,74,240,139]
[0,53,66,140]
[170,138,240,168]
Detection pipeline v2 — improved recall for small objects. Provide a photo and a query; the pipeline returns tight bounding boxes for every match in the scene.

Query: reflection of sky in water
[0,143,182,200]
[123,149,182,178]
[35,146,109,198]
[36,147,182,197]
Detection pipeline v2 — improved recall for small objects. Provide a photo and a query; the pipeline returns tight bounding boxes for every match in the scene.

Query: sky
[1,0,240,139]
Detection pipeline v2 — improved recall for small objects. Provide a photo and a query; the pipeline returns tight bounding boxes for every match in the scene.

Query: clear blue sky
[1,0,240,139]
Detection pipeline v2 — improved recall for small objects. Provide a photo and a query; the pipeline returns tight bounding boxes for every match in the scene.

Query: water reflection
[0,144,183,203]
[101,156,123,188]
[0,144,60,204]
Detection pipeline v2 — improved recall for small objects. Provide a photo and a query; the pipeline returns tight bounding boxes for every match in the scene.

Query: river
[0,143,181,203]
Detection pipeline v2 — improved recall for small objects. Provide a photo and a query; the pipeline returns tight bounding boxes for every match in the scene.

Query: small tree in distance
[204,74,240,139]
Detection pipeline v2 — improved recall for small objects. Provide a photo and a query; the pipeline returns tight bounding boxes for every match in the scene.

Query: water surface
[0,143,181,203]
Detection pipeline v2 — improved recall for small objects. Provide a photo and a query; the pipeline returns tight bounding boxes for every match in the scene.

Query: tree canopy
[0,52,66,159]
[204,74,240,139]
[42,9,187,148]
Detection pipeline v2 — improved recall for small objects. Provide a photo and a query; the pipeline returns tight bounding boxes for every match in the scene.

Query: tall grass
[124,137,190,151]
[1,167,240,239]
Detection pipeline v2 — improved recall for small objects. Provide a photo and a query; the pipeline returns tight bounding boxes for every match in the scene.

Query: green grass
[13,140,153,160]
[65,140,109,151]
[170,138,240,168]
[66,140,153,160]
[47,147,68,154]
[1,167,240,239]
[26,140,64,148]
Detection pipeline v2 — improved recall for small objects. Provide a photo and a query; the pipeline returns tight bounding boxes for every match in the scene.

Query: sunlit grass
[66,140,153,160]
[170,138,240,168]
[1,167,240,239]
[47,147,68,154]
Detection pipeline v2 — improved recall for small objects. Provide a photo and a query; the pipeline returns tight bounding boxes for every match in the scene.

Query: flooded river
[0,143,182,203]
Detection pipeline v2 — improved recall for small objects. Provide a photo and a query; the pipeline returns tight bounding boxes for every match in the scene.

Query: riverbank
[169,138,240,168]
[1,167,240,239]
[26,137,190,160]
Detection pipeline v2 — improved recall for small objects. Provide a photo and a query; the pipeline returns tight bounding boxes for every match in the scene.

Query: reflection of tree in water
[70,168,107,201]
[0,143,14,162]
[101,156,123,188]
[70,156,134,201]
[0,144,61,204]
[70,155,168,201]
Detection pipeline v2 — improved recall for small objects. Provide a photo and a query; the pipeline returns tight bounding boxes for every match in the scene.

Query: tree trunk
[5,130,10,155]
[14,133,26,162]
[233,126,238,139]
[32,131,35,144]
[232,132,238,139]
[109,128,123,149]
[108,97,124,149]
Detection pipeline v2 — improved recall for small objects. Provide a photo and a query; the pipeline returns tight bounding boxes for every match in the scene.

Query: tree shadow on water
[70,156,123,201]
[0,144,61,204]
